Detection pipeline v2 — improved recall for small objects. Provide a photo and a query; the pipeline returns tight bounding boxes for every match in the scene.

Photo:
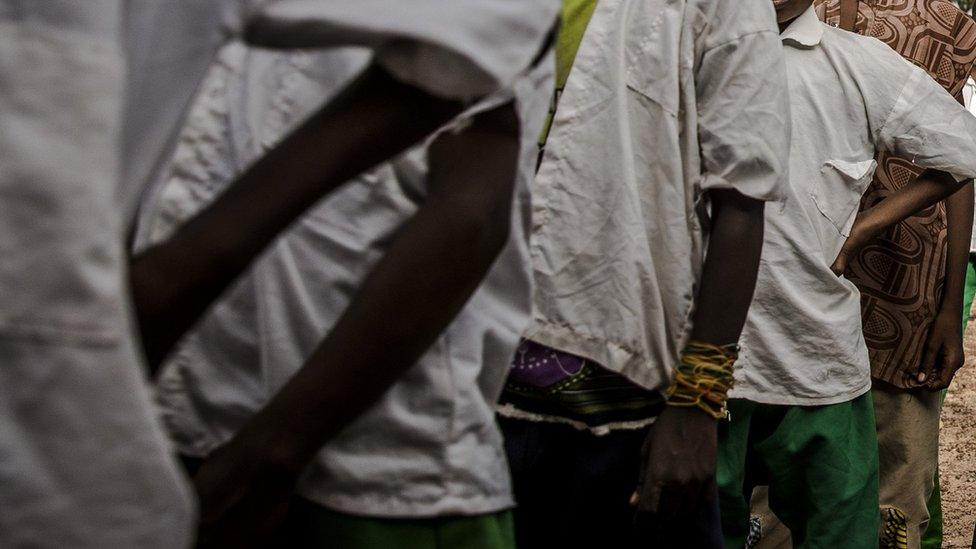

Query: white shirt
[732,6,976,406]
[124,0,559,240]
[0,2,194,546]
[149,45,553,518]
[524,0,790,391]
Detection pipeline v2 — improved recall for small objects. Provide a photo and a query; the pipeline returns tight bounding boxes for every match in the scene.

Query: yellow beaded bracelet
[665,341,738,419]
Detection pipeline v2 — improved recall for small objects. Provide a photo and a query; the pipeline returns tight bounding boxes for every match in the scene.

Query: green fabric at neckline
[538,0,599,149]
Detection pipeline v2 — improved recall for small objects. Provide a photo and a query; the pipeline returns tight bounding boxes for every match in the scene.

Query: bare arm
[918,180,974,389]
[689,192,767,345]
[130,65,462,370]
[831,170,969,275]
[190,102,524,547]
[636,190,765,519]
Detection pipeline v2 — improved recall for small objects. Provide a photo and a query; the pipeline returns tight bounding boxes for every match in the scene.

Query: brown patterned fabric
[815,0,976,388]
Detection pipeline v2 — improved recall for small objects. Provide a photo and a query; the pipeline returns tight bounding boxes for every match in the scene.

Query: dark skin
[191,101,525,548]
[773,0,814,32]
[832,171,973,390]
[632,190,767,521]
[920,181,973,390]
[130,64,462,371]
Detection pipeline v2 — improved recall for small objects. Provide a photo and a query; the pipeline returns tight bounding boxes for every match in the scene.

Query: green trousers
[717,393,880,548]
[921,256,976,549]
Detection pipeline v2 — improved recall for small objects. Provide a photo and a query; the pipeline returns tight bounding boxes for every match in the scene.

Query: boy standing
[816,2,976,545]
[718,1,976,546]
[145,24,558,549]
[495,0,791,546]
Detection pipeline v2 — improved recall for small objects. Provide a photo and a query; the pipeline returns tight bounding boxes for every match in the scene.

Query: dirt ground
[940,321,976,547]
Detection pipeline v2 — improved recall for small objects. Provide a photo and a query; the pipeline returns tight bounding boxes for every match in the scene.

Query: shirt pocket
[811,158,877,237]
[622,0,681,116]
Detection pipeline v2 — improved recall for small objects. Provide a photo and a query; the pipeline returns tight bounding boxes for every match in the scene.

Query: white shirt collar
[781,4,824,48]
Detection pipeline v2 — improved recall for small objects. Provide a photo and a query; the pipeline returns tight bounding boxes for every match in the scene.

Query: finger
[917,341,940,384]
[637,481,663,516]
[633,432,654,509]
[829,256,844,277]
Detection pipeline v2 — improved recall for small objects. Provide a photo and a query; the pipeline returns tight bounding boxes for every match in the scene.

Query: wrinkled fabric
[124,0,559,241]
[525,0,790,392]
[0,2,194,546]
[733,6,976,406]
[149,44,554,517]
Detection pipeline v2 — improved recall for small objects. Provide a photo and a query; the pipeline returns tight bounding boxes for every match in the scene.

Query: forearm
[689,190,766,346]
[942,180,974,315]
[236,105,521,469]
[130,64,462,370]
[850,170,967,246]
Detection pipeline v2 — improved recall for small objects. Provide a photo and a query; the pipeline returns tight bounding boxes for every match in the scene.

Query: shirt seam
[876,70,916,146]
[700,29,780,58]
[0,322,119,347]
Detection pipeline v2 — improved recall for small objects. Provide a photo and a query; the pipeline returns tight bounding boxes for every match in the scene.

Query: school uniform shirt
[523,0,790,392]
[731,5,976,406]
[815,0,976,389]
[148,46,554,518]
[124,0,559,240]
[0,2,194,547]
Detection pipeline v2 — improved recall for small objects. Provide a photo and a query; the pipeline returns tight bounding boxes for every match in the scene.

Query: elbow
[920,169,970,197]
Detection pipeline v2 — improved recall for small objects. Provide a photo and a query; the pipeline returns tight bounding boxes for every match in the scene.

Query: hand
[830,244,852,277]
[193,428,305,548]
[831,229,870,277]
[630,406,718,523]
[916,308,966,390]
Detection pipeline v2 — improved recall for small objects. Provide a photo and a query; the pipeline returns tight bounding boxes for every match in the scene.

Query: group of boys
[4,0,976,548]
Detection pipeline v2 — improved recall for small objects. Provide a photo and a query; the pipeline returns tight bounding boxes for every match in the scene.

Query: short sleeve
[245,0,559,102]
[695,0,790,202]
[878,62,976,181]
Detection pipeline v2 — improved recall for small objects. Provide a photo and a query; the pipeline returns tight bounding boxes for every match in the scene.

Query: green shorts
[280,498,516,549]
[717,392,880,548]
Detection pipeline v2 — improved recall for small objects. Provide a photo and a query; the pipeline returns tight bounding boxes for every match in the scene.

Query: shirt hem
[525,320,673,393]
[728,381,871,407]
[298,489,515,519]
[496,403,657,436]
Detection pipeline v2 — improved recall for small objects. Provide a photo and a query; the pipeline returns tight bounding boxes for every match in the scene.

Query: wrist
[937,302,964,321]
[666,341,737,419]
[662,399,721,422]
